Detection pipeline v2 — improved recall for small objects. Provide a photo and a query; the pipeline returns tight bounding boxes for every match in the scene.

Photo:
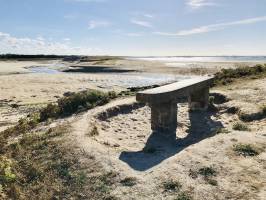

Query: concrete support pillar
[188,87,209,111]
[150,101,177,134]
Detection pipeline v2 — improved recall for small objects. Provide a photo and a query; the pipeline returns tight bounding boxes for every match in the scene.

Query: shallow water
[29,67,61,74]
[132,56,266,68]
[133,56,266,62]
[28,66,190,88]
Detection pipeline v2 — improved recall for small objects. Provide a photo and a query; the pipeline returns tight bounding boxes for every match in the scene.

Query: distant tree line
[0,54,81,60]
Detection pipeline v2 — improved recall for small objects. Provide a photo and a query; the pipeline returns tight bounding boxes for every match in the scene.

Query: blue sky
[0,0,266,56]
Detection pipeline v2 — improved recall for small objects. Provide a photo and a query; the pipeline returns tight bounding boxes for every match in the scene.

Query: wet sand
[0,57,264,131]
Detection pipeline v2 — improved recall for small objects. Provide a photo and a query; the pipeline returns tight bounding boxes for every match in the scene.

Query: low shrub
[175,192,192,200]
[2,116,39,138]
[0,123,118,199]
[0,156,16,184]
[195,166,218,186]
[120,177,137,187]
[216,128,230,134]
[163,180,182,192]
[261,105,266,116]
[233,144,260,157]
[232,122,250,131]
[39,90,117,121]
[213,64,266,86]
[39,103,59,121]
[198,167,217,177]
[87,126,99,137]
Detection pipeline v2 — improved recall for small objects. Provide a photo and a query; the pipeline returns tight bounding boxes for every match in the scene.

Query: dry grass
[0,123,118,199]
[233,144,261,157]
[232,122,250,131]
[163,180,182,192]
[40,90,117,121]
[213,64,266,86]
[174,192,193,200]
[120,177,137,187]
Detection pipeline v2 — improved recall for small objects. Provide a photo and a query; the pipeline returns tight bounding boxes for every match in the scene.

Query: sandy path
[68,94,266,200]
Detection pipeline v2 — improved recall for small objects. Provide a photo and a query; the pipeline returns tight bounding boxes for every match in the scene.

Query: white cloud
[154,16,266,36]
[36,36,45,41]
[143,14,154,18]
[0,32,102,55]
[131,19,152,28]
[88,20,111,30]
[186,0,216,9]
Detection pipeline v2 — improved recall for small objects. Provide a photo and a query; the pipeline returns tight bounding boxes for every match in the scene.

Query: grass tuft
[213,64,266,86]
[175,192,193,200]
[197,166,218,186]
[0,156,16,184]
[0,123,118,199]
[261,105,266,116]
[87,126,99,137]
[198,167,217,177]
[120,177,137,187]
[163,180,182,192]
[232,122,250,131]
[40,90,117,121]
[216,127,230,134]
[233,143,260,157]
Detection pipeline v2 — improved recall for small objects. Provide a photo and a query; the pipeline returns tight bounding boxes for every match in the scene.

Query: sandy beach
[1,57,266,130]
[0,57,266,199]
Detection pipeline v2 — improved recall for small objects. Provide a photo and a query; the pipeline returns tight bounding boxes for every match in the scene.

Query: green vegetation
[40,90,117,121]
[226,106,239,114]
[0,54,67,60]
[208,96,218,112]
[87,126,100,137]
[213,64,266,86]
[163,180,182,192]
[0,124,118,199]
[232,122,250,131]
[175,192,193,200]
[120,177,137,187]
[2,115,39,139]
[237,105,266,122]
[0,89,121,199]
[261,105,266,115]
[94,171,117,195]
[233,144,260,157]
[198,167,217,177]
[216,127,230,134]
[190,166,218,186]
[0,156,16,185]
[2,89,116,140]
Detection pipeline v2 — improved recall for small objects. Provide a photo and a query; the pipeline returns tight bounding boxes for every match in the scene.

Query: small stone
[113,144,120,147]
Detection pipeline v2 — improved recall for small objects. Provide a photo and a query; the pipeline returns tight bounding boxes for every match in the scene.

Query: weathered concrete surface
[136,76,213,104]
[188,87,210,111]
[136,76,213,133]
[151,102,177,134]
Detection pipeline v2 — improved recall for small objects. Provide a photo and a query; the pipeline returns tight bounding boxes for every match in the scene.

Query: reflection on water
[87,73,191,88]
[28,66,191,88]
[29,67,61,74]
[133,56,266,62]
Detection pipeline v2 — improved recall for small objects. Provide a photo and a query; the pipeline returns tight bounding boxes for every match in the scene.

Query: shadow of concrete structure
[119,110,223,171]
